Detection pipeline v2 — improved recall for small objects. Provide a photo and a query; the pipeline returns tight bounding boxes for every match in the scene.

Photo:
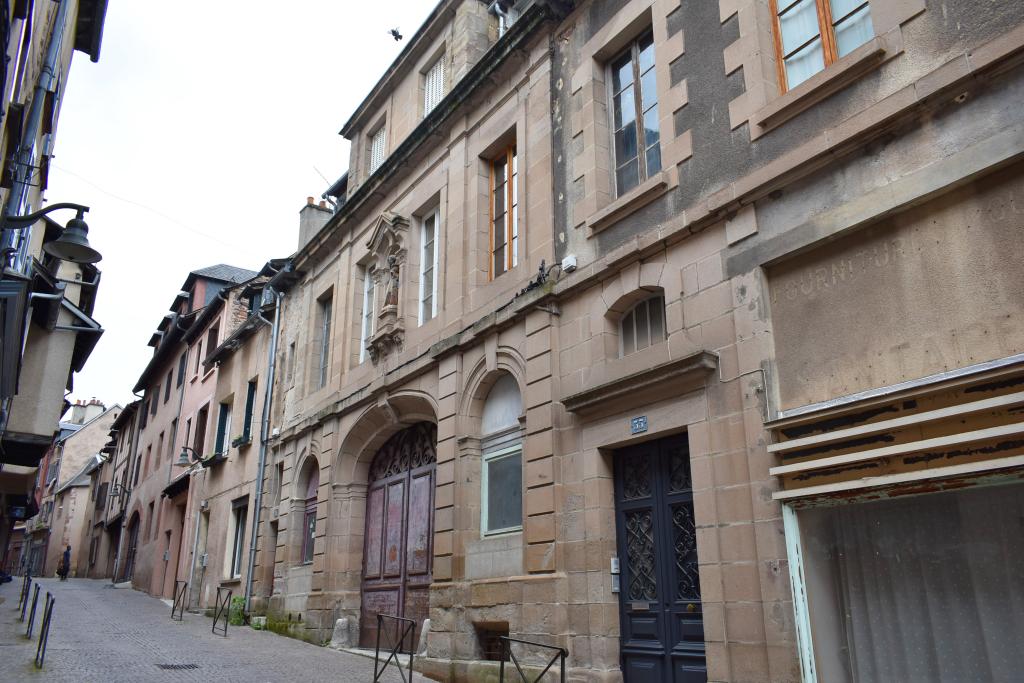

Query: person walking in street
[58,545,71,581]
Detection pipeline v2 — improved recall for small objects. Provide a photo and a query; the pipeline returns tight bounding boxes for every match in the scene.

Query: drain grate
[157,664,200,670]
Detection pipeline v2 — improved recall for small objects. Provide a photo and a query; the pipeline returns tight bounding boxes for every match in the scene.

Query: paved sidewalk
[0,577,426,682]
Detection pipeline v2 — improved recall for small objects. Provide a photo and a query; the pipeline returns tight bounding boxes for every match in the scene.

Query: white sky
[50,1,436,407]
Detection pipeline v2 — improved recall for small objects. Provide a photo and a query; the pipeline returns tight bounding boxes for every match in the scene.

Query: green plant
[228,596,246,625]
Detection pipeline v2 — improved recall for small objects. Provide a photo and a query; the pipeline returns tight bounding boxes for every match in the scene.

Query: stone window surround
[569,0,690,236]
[308,285,335,396]
[419,40,449,119]
[364,113,388,182]
[471,117,529,295]
[723,0,925,139]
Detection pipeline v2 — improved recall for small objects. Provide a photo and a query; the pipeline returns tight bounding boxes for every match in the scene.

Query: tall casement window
[771,0,873,90]
[423,55,445,115]
[150,390,159,416]
[620,295,666,357]
[206,323,220,360]
[164,371,172,403]
[368,126,386,173]
[480,374,523,535]
[610,31,660,196]
[301,462,319,564]
[314,292,332,389]
[176,352,187,387]
[194,405,209,456]
[228,497,248,578]
[193,341,203,376]
[490,146,518,279]
[360,268,375,363]
[214,401,231,456]
[242,379,257,442]
[419,209,439,324]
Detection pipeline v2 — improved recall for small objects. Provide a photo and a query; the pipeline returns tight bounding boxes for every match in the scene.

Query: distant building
[0,0,108,573]
[23,401,119,576]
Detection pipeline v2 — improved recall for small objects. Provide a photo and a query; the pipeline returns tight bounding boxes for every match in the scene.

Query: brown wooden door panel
[359,423,437,649]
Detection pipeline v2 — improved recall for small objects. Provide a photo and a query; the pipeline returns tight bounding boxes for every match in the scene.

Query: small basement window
[475,622,509,661]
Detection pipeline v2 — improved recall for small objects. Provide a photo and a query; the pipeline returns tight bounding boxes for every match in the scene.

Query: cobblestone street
[0,578,424,682]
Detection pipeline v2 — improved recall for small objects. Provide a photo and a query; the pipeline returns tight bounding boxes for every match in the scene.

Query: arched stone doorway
[359,422,436,647]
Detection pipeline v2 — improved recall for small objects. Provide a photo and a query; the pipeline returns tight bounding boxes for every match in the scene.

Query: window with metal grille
[619,295,666,357]
[369,126,386,173]
[490,146,518,279]
[419,209,439,324]
[360,268,375,363]
[771,0,873,90]
[609,31,660,196]
[301,465,319,565]
[424,56,445,115]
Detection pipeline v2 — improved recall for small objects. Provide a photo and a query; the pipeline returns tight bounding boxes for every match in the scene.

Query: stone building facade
[250,1,1024,681]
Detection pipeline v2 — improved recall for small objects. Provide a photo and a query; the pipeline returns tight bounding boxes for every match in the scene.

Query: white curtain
[802,484,1024,682]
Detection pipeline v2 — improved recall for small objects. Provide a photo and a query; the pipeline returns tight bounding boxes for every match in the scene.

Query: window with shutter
[424,56,445,115]
[369,127,386,173]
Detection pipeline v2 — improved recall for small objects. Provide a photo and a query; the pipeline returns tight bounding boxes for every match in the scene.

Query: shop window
[609,31,660,195]
[619,295,666,357]
[771,0,873,90]
[490,145,518,279]
[794,483,1024,682]
[480,374,523,535]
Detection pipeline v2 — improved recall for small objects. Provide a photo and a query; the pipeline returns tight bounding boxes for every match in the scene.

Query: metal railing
[373,613,417,683]
[34,591,55,669]
[171,580,188,621]
[498,636,568,683]
[212,587,232,637]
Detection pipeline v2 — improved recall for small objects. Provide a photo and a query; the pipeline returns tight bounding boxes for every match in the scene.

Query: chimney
[298,195,333,251]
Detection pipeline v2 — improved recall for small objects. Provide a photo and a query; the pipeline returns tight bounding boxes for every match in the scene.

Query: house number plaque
[630,415,648,434]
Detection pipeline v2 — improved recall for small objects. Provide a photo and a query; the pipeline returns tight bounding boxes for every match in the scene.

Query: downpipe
[243,288,282,613]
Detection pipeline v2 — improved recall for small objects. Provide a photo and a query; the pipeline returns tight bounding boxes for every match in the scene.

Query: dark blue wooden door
[614,435,705,683]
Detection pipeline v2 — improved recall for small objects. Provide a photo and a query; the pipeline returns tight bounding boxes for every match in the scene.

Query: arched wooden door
[123,514,140,581]
[359,422,436,647]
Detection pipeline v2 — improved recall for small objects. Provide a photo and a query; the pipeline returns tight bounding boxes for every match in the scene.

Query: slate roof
[190,264,258,284]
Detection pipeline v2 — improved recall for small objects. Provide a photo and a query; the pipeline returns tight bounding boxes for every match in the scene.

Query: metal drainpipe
[243,287,282,613]
[2,0,71,270]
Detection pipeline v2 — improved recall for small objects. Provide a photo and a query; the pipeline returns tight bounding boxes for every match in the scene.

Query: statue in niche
[383,254,400,309]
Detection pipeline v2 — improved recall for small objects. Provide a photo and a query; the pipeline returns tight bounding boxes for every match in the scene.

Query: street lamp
[2,202,102,264]
[176,446,203,467]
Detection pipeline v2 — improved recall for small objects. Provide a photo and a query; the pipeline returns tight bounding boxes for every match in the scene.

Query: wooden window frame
[607,31,660,197]
[489,145,518,280]
[770,0,871,92]
[619,295,667,358]
[419,208,440,325]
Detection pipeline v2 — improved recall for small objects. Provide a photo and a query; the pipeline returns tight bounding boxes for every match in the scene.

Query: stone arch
[333,390,438,484]
[602,285,667,359]
[459,346,527,435]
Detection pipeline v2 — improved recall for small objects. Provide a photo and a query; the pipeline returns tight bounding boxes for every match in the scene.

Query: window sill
[586,169,675,236]
[220,577,241,586]
[754,31,901,134]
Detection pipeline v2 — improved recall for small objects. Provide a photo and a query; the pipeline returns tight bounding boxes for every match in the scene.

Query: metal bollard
[34,593,55,668]
[18,575,32,619]
[25,584,40,638]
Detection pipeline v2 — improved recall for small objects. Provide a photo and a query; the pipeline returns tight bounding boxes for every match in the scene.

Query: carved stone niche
[365,212,409,364]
